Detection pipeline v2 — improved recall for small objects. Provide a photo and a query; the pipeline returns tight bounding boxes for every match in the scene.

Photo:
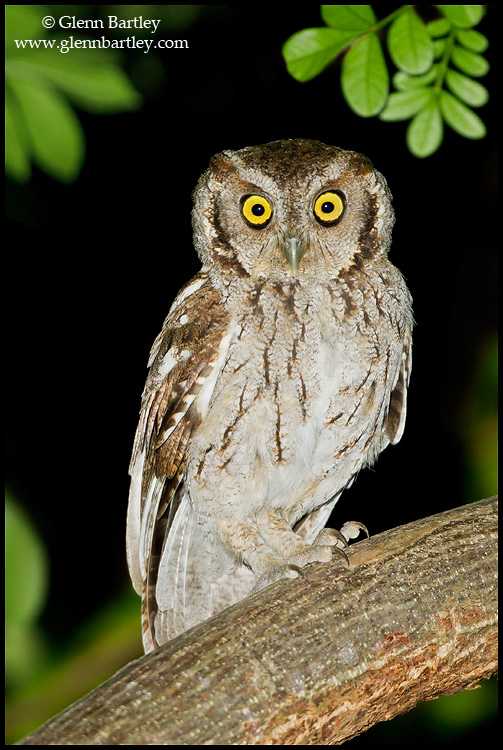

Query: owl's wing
[126,271,232,650]
[384,330,412,446]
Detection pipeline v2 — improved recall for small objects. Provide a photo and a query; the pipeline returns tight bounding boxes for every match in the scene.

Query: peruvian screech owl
[126,139,413,652]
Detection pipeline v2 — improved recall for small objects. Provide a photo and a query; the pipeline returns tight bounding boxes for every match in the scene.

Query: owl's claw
[330,544,349,566]
[312,528,350,565]
[314,527,349,549]
[311,522,368,567]
[340,520,369,542]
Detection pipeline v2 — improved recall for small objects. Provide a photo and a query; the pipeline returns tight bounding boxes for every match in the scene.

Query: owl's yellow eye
[313,191,345,225]
[241,194,273,228]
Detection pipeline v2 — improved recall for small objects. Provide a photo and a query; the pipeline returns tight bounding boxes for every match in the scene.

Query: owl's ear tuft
[347,151,375,177]
[208,150,239,180]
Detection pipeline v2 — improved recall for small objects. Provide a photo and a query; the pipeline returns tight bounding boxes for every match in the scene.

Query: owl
[126,139,413,653]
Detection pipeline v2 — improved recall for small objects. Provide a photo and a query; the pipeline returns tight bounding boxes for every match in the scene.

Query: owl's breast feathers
[127,266,411,600]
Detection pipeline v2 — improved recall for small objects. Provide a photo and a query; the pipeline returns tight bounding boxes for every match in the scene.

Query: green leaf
[5,7,142,184]
[11,52,142,113]
[8,76,85,182]
[5,90,30,182]
[341,33,388,116]
[4,4,47,50]
[456,28,489,53]
[436,5,484,29]
[427,18,451,38]
[451,45,490,77]
[283,27,356,82]
[433,38,447,60]
[407,101,443,157]
[440,90,486,138]
[321,5,376,32]
[5,494,48,628]
[44,65,141,113]
[445,68,489,107]
[388,8,434,74]
[5,492,49,695]
[393,66,438,90]
[380,88,433,121]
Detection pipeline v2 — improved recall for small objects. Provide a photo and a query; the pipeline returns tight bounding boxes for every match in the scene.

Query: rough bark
[17,496,498,746]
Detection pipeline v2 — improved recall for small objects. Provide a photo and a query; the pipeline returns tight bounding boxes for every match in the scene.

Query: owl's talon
[333,544,350,567]
[290,563,306,579]
[340,520,369,542]
[314,527,349,549]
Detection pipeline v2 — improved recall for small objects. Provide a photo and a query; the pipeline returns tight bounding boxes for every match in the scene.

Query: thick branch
[18,497,498,745]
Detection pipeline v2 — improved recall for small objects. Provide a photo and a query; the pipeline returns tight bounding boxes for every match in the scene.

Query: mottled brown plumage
[127,139,413,652]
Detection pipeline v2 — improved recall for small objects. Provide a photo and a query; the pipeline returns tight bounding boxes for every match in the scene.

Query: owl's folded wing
[126,271,231,601]
[384,330,412,446]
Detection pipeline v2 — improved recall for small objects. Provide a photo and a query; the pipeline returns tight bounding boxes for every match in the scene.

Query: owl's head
[192,139,394,284]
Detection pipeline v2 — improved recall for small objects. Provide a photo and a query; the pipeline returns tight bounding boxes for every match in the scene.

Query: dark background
[5,5,497,744]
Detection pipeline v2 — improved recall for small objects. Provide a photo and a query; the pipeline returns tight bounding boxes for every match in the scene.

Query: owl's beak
[282,237,305,274]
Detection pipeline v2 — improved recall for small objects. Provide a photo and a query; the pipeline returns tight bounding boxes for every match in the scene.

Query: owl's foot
[311,521,369,554]
[226,512,369,595]
[249,524,351,594]
[250,539,349,593]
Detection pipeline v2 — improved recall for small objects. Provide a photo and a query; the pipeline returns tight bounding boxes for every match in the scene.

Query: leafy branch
[283,5,489,157]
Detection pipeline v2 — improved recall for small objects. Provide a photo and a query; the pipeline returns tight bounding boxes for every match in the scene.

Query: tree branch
[17,497,498,745]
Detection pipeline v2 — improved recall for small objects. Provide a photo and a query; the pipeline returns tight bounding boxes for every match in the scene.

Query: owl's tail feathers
[144,492,255,651]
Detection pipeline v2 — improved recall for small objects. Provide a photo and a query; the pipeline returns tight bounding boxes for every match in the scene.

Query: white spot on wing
[156,399,196,447]
[171,276,207,313]
[157,350,180,378]
[156,348,191,383]
[195,329,235,416]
